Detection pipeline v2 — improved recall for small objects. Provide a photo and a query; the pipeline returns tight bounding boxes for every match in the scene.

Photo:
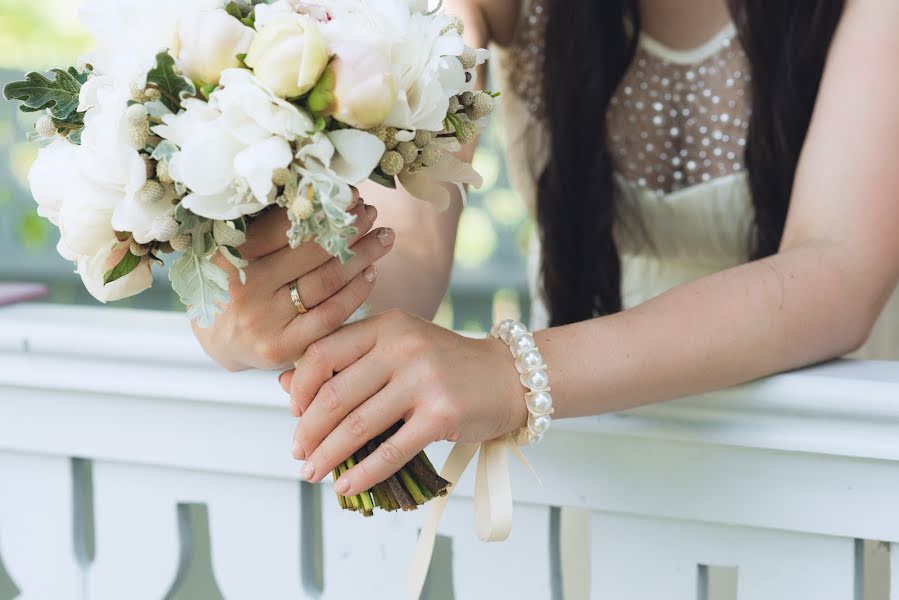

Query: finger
[331,419,436,496]
[242,189,362,260]
[288,226,395,312]
[254,203,377,291]
[279,370,294,393]
[292,353,393,463]
[289,312,381,416]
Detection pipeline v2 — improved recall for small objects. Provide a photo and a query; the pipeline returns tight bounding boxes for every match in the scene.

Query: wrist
[485,336,530,436]
[488,320,555,444]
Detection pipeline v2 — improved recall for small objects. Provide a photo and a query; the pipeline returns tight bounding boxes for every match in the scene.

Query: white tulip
[175,9,255,85]
[245,13,329,98]
[77,239,153,303]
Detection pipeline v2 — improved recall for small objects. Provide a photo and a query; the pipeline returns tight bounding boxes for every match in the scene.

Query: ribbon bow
[405,434,538,599]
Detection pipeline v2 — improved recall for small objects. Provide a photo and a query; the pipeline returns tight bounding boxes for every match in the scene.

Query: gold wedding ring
[289,280,308,314]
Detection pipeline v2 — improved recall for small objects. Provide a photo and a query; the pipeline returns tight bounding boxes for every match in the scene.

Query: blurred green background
[0,0,531,331]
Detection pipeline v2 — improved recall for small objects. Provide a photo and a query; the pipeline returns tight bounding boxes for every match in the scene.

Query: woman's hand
[192,192,396,372]
[279,310,529,497]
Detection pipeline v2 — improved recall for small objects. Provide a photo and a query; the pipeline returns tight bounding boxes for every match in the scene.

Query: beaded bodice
[607,25,751,194]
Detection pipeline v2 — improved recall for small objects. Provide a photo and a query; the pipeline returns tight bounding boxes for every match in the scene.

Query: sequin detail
[502,0,549,118]
[607,29,752,194]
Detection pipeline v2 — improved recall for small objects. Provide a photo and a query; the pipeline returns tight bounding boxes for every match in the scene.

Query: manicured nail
[364,265,378,283]
[292,440,305,460]
[301,462,315,481]
[334,477,350,495]
[377,228,395,247]
[365,204,378,221]
[349,196,362,210]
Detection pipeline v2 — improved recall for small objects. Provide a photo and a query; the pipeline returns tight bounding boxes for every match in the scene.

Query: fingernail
[301,462,315,481]
[292,440,305,460]
[349,196,362,210]
[377,228,395,247]
[334,477,350,495]
[364,265,378,283]
[365,204,378,220]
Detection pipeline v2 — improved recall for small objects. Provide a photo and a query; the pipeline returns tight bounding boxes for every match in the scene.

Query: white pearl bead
[501,321,526,344]
[529,413,551,435]
[521,368,549,391]
[526,391,553,414]
[511,333,536,357]
[515,349,543,373]
[496,319,515,341]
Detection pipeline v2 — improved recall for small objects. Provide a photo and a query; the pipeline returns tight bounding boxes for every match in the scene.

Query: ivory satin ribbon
[405,434,537,599]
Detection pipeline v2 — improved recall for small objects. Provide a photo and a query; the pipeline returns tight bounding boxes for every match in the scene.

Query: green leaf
[369,171,397,189]
[169,248,231,328]
[3,69,85,119]
[225,1,243,19]
[146,52,196,113]
[103,250,142,285]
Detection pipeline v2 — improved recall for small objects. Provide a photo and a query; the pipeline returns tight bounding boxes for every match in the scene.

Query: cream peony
[245,8,329,98]
[322,0,467,131]
[308,44,396,129]
[175,8,255,85]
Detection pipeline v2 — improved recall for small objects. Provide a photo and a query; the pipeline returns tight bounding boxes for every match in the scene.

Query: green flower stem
[398,468,427,506]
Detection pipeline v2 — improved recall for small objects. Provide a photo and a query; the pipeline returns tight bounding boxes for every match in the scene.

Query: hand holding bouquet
[5,0,497,515]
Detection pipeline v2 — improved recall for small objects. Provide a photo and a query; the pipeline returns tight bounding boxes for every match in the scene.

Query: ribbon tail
[509,443,541,485]
[474,438,514,542]
[405,442,479,600]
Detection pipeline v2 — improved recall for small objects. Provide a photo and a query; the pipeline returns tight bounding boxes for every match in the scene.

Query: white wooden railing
[1,304,898,600]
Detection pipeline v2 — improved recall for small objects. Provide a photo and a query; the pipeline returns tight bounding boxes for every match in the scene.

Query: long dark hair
[537,0,846,326]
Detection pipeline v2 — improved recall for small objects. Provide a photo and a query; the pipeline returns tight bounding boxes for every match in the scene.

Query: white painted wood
[891,542,899,600]
[590,512,856,600]
[89,461,308,600]
[0,452,82,600]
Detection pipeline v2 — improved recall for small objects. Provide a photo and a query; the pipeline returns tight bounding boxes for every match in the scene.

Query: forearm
[360,179,462,319]
[539,242,887,419]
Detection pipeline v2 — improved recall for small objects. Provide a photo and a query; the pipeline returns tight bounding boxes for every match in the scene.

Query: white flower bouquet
[5,0,497,515]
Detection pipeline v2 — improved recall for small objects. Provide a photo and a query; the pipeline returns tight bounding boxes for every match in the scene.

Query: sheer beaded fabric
[493,0,899,359]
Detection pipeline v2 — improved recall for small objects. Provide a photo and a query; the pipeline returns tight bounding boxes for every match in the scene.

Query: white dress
[494,2,899,360]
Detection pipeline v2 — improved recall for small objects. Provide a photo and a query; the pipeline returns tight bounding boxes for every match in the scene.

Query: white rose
[175,9,255,85]
[28,139,80,226]
[308,44,396,130]
[245,13,329,98]
[77,239,153,303]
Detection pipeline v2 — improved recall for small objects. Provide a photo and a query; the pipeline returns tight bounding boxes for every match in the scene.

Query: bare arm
[543,0,899,418]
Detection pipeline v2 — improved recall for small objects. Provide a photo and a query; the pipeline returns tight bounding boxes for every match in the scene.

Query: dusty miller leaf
[3,68,86,119]
[169,248,230,328]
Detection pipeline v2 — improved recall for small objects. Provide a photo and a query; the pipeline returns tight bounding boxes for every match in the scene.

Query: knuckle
[377,439,405,468]
[316,263,345,294]
[426,399,460,441]
[254,338,284,368]
[318,301,348,332]
[346,410,367,438]
[319,380,343,413]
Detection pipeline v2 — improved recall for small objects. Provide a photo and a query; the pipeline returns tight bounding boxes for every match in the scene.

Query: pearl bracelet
[489,319,554,445]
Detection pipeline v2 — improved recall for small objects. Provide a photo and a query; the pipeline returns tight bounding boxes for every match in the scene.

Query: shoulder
[446,0,523,47]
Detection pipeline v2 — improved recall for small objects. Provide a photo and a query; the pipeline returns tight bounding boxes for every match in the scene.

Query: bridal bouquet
[6,0,496,515]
